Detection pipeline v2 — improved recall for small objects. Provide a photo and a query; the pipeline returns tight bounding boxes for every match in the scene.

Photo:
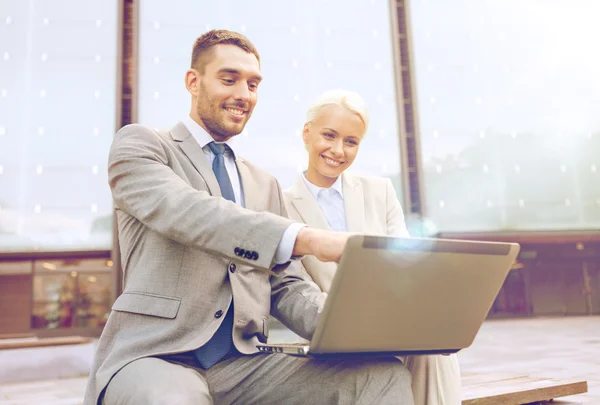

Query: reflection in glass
[32,259,112,329]
[138,0,403,193]
[409,0,600,231]
[0,1,118,251]
[32,273,74,329]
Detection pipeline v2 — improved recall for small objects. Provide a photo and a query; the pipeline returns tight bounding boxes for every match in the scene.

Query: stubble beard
[197,84,248,141]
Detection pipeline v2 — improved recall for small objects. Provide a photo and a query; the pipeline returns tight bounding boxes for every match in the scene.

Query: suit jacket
[283,172,409,293]
[84,122,326,405]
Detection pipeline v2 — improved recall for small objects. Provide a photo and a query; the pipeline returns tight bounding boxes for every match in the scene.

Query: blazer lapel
[169,122,221,198]
[343,173,365,232]
[236,157,258,210]
[289,176,331,230]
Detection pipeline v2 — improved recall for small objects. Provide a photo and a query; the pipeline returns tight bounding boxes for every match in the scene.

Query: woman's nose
[330,140,344,156]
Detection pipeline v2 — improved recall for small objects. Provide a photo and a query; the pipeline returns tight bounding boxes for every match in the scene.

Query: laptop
[257,235,520,357]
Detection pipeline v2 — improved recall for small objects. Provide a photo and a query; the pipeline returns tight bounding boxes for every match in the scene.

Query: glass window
[137,0,403,194]
[32,258,112,329]
[0,1,118,251]
[409,1,600,231]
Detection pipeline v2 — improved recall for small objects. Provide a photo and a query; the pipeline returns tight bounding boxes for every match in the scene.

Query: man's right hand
[292,227,353,263]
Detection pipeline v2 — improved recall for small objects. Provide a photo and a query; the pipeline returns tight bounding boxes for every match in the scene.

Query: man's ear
[185,68,200,95]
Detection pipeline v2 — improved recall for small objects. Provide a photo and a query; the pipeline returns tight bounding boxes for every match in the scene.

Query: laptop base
[256,343,460,357]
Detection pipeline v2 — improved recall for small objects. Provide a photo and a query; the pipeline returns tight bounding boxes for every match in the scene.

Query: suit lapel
[289,176,331,230]
[236,157,258,210]
[343,173,365,232]
[169,122,221,198]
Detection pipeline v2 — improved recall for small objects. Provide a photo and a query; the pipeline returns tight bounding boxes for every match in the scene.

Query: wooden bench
[0,336,94,351]
[462,373,588,404]
[0,333,35,339]
[0,336,590,404]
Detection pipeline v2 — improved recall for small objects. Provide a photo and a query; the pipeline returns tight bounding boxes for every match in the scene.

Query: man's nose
[233,82,250,101]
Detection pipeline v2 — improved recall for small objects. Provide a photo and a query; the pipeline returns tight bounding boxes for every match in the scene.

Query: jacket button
[244,250,252,259]
[234,247,240,256]
[229,263,236,273]
[251,251,259,261]
[214,310,223,318]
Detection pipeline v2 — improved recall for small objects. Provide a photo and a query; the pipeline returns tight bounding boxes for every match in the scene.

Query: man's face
[191,44,262,141]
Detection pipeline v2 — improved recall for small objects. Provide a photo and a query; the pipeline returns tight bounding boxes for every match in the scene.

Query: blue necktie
[194,141,236,368]
[207,142,236,202]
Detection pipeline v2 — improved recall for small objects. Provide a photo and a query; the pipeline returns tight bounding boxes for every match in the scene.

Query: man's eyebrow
[323,127,338,134]
[217,67,262,82]
[217,68,240,75]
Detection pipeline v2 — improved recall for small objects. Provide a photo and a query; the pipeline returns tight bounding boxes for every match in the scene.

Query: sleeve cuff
[273,222,307,265]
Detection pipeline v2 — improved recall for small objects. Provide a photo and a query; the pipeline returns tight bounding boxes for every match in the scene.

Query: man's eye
[222,78,235,84]
[323,132,335,138]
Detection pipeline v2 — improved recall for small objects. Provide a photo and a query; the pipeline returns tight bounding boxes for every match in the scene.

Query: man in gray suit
[84,29,413,405]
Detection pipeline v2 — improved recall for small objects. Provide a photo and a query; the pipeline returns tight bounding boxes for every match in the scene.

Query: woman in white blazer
[283,89,462,405]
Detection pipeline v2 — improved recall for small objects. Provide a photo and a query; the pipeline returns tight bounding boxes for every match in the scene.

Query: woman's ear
[302,123,310,145]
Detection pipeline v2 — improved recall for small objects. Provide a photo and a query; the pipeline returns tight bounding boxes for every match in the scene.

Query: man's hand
[292,227,353,263]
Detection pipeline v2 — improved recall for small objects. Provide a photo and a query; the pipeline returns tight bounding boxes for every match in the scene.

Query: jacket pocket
[112,292,181,319]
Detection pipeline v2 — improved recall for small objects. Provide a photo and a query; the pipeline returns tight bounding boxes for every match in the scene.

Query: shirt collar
[301,172,344,200]
[182,115,238,158]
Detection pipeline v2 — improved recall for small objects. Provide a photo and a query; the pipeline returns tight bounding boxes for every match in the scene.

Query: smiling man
[83,30,414,405]
[190,36,261,142]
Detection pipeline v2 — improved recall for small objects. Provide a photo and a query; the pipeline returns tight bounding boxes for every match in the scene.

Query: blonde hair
[305,89,369,134]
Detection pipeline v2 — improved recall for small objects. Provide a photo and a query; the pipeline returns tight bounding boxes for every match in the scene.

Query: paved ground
[0,316,598,404]
[457,316,600,404]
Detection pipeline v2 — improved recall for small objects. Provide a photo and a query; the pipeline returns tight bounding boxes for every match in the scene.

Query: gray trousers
[102,351,414,405]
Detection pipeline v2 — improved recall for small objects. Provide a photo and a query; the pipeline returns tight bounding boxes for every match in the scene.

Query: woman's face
[303,104,365,184]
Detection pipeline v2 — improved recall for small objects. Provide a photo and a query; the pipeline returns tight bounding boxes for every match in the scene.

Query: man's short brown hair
[191,29,260,72]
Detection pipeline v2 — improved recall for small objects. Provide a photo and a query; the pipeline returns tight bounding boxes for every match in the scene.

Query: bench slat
[463,375,588,405]
[0,336,93,350]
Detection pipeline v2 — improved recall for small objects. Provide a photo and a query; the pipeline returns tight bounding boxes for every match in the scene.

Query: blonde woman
[283,89,462,405]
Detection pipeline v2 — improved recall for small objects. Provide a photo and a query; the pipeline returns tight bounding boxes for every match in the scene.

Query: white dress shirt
[182,116,303,264]
[301,173,348,232]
